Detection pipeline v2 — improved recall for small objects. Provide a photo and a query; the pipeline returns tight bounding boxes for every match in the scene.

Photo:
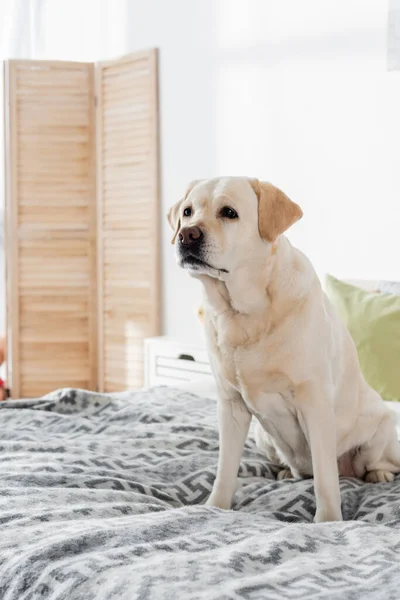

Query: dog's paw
[314,508,343,523]
[277,468,294,480]
[205,494,231,510]
[365,470,395,484]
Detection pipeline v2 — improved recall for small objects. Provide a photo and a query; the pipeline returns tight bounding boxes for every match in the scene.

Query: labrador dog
[168,177,400,522]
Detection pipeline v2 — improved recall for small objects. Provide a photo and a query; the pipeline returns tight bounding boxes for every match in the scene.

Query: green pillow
[325,275,400,402]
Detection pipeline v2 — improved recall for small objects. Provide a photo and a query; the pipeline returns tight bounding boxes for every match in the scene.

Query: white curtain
[0,0,36,337]
[0,0,128,336]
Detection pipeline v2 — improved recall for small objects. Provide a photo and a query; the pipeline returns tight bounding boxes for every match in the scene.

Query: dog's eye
[220,206,238,219]
[183,207,192,217]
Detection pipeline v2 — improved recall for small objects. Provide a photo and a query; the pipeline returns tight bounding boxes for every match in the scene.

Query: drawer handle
[177,353,195,362]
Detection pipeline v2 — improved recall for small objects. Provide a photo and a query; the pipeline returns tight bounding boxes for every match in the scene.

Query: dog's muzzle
[177,226,228,274]
[178,226,203,248]
[177,225,204,260]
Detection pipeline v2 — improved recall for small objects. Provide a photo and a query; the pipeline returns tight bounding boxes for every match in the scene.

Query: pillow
[325,275,400,402]
[377,281,400,296]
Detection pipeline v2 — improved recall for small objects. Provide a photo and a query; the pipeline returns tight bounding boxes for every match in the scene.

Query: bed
[0,385,399,600]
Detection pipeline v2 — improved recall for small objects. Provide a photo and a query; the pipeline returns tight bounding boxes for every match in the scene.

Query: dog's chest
[206,309,294,401]
[211,336,291,403]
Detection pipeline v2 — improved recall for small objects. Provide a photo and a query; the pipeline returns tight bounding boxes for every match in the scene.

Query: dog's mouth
[180,254,229,274]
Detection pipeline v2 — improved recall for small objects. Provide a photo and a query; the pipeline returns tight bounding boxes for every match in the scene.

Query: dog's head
[167,177,302,278]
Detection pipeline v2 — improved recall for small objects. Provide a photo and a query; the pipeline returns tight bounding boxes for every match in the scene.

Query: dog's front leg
[299,384,343,523]
[206,393,251,510]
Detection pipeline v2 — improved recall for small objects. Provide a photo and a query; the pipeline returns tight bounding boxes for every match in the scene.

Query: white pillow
[377,281,400,296]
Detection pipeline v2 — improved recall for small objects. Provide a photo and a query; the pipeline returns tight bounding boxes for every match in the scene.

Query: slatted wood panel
[4,61,97,398]
[96,50,160,392]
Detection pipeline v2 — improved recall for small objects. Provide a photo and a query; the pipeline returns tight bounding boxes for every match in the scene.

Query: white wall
[120,0,400,343]
[4,0,399,343]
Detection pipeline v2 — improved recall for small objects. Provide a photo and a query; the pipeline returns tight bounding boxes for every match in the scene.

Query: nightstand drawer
[155,367,214,383]
[144,336,214,388]
[156,356,213,375]
[154,343,209,365]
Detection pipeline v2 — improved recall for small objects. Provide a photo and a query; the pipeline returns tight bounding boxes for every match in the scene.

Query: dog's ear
[167,201,182,245]
[250,179,303,243]
[167,180,201,244]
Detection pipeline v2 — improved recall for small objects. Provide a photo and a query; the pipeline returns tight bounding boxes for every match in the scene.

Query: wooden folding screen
[4,50,159,398]
[4,61,97,398]
[96,51,159,392]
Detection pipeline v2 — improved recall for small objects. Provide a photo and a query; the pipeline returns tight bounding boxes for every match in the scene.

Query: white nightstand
[144,336,214,388]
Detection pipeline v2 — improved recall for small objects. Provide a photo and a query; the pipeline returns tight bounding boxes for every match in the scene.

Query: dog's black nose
[178,226,203,245]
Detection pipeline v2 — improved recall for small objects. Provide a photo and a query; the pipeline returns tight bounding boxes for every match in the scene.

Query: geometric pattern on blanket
[0,386,399,599]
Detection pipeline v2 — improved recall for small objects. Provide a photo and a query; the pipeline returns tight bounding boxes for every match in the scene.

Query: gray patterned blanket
[0,386,399,600]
